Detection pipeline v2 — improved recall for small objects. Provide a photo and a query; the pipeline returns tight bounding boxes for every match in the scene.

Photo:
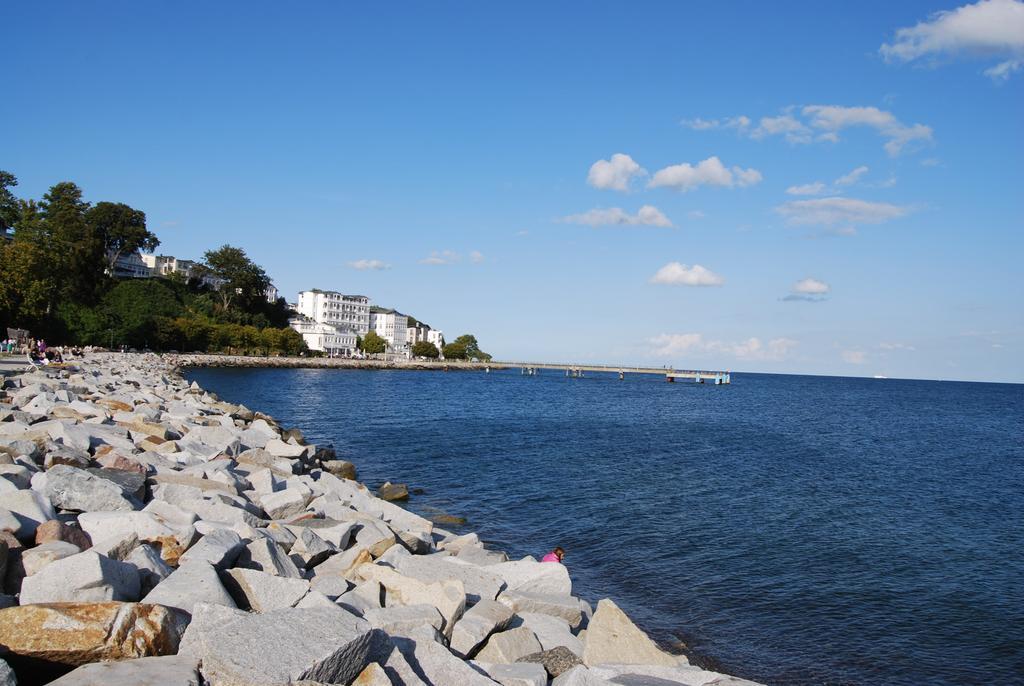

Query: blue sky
[4,1,1022,381]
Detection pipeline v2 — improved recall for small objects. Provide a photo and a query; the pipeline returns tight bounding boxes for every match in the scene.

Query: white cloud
[835,165,870,186]
[680,115,751,131]
[587,153,647,191]
[880,0,1024,81]
[775,197,909,229]
[802,105,933,156]
[649,262,724,286]
[786,182,826,196]
[751,114,812,143]
[687,105,932,155]
[984,57,1024,80]
[420,250,461,265]
[648,156,763,192]
[470,250,485,263]
[783,277,831,301]
[688,210,706,219]
[793,278,830,295]
[680,117,721,130]
[879,342,917,351]
[842,350,867,364]
[561,205,673,228]
[347,259,391,271]
[649,333,798,361]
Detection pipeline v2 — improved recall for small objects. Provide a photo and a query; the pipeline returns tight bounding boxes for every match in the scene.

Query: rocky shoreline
[168,354,498,372]
[0,353,761,686]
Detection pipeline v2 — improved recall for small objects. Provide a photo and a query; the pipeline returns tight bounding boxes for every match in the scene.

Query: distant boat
[873,375,888,379]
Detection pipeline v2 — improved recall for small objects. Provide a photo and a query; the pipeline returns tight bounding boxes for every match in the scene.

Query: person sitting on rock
[542,546,565,563]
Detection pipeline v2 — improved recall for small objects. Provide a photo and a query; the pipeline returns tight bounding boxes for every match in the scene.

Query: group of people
[24,340,86,367]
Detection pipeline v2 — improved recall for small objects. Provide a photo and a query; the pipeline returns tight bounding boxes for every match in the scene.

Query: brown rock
[0,602,188,667]
[97,398,134,413]
[35,520,93,550]
[151,535,190,567]
[97,451,147,476]
[118,419,171,440]
[322,459,357,480]
[378,482,409,501]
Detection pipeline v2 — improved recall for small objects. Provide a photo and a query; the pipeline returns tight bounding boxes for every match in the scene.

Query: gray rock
[20,550,140,603]
[392,625,500,685]
[189,606,380,685]
[336,580,384,616]
[309,574,351,599]
[264,438,307,458]
[582,599,677,667]
[470,661,549,686]
[514,612,584,656]
[21,540,81,576]
[223,567,310,613]
[142,560,237,615]
[85,467,147,500]
[489,559,572,596]
[450,598,515,658]
[0,489,57,539]
[497,590,583,627]
[356,564,466,637]
[176,602,249,658]
[552,666,614,685]
[287,518,356,548]
[351,661,391,686]
[289,527,336,568]
[476,627,544,665]
[0,658,14,686]
[0,464,33,490]
[177,528,244,569]
[46,655,201,685]
[363,604,444,637]
[77,511,176,544]
[394,554,505,604]
[518,646,585,678]
[261,487,311,520]
[236,537,303,578]
[126,544,173,594]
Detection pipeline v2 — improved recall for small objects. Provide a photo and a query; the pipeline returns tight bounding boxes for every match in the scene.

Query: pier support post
[666,375,675,383]
[619,370,624,380]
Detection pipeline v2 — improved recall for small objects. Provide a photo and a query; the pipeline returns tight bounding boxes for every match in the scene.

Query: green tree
[452,334,491,361]
[441,341,467,360]
[361,330,387,354]
[41,181,107,304]
[203,245,271,312]
[411,341,439,359]
[86,202,159,274]
[0,171,20,234]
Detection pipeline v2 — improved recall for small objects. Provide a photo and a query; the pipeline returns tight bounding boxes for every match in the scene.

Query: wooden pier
[487,361,730,385]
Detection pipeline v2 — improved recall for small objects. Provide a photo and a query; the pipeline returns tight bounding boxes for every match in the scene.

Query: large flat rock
[223,567,310,612]
[42,464,139,512]
[394,554,506,604]
[476,627,544,665]
[488,559,572,596]
[0,602,188,667]
[0,489,56,539]
[20,550,140,604]
[356,563,466,637]
[392,625,500,686]
[450,598,515,659]
[189,606,380,686]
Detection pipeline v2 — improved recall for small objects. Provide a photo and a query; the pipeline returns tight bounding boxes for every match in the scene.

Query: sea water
[185,367,1024,685]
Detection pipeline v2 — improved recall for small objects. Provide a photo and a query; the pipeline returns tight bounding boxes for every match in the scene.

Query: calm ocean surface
[184,367,1024,685]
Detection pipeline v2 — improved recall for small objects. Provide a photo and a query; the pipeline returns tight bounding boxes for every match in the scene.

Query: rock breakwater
[169,354,495,372]
[0,353,761,686]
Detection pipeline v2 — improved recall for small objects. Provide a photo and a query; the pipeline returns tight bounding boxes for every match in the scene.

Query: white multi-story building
[289,317,357,357]
[369,309,408,353]
[265,284,279,303]
[427,329,445,350]
[139,254,224,289]
[297,290,370,337]
[111,252,152,279]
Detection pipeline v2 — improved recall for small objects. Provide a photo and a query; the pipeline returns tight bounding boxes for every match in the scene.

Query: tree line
[0,171,305,355]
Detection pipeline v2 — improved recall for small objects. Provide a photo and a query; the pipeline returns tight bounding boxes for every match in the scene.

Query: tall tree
[361,331,387,354]
[86,201,159,273]
[203,245,270,312]
[40,181,105,303]
[0,171,19,234]
[411,341,439,358]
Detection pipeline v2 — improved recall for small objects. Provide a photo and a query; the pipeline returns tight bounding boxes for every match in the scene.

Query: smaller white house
[111,252,152,279]
[289,318,357,357]
[427,329,445,350]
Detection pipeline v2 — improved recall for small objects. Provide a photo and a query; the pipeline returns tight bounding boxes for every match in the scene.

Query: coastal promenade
[0,352,759,685]
[168,354,732,384]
